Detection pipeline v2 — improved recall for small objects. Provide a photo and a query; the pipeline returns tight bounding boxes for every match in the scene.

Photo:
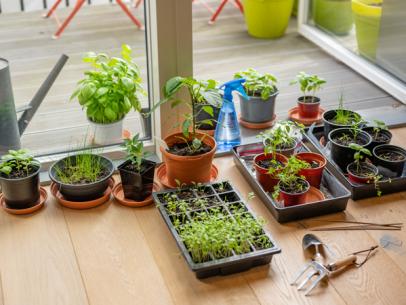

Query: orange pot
[160,132,217,187]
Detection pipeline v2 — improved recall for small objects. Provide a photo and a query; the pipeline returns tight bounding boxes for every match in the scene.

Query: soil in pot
[373,144,406,177]
[297,96,320,118]
[167,141,212,156]
[118,159,156,201]
[0,164,40,209]
[347,162,378,184]
[278,178,310,207]
[328,128,372,172]
[362,127,392,151]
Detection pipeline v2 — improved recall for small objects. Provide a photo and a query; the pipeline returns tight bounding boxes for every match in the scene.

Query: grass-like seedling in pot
[333,94,361,126]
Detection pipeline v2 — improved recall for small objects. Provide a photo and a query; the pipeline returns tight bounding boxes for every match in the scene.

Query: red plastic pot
[347,162,379,184]
[279,178,310,207]
[253,153,288,192]
[296,152,327,188]
[297,96,320,118]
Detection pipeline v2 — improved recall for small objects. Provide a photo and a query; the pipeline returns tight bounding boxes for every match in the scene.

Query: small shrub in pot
[0,149,41,209]
[49,153,114,201]
[372,144,406,177]
[118,133,156,201]
[234,68,278,123]
[362,120,392,151]
[290,72,326,118]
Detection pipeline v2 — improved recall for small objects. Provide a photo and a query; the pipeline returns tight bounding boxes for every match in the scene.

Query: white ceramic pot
[88,118,124,145]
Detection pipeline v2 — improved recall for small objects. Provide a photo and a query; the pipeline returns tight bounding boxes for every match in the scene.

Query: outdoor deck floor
[0,2,401,155]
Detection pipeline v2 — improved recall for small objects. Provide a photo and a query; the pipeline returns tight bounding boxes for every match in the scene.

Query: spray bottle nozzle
[220,78,249,102]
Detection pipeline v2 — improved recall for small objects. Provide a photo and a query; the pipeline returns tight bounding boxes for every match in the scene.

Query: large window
[0,0,151,156]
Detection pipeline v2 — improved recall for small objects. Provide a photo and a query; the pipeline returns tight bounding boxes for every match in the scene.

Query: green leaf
[164,76,184,98]
[122,77,134,91]
[182,119,191,138]
[202,105,214,117]
[96,87,108,97]
[171,99,183,109]
[104,107,117,121]
[192,138,202,150]
[82,83,97,100]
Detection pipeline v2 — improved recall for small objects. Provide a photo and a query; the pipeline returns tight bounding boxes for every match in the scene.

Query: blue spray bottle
[214,78,249,152]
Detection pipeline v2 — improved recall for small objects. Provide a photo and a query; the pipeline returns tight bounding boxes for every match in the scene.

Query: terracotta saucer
[156,163,219,189]
[113,182,160,207]
[50,178,114,210]
[1,187,47,215]
[288,107,325,126]
[277,187,325,207]
[196,129,215,137]
[239,115,276,130]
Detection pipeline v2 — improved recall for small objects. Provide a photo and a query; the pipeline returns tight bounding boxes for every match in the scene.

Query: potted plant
[243,0,294,38]
[346,143,379,184]
[49,152,114,201]
[0,149,41,209]
[253,152,289,192]
[322,93,363,141]
[328,125,372,172]
[296,152,327,188]
[313,0,353,36]
[149,76,222,187]
[117,133,156,201]
[362,120,392,151]
[290,72,326,118]
[273,156,310,207]
[352,0,382,59]
[259,121,303,156]
[71,44,145,145]
[372,144,406,177]
[234,68,278,124]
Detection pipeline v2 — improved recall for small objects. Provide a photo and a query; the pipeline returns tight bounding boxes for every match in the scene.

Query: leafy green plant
[149,76,222,154]
[349,143,371,173]
[290,72,326,103]
[71,44,146,124]
[122,133,149,172]
[53,153,105,184]
[371,119,388,140]
[0,149,39,177]
[233,68,278,100]
[333,93,362,125]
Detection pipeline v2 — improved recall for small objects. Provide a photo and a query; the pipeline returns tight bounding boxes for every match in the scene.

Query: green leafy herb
[290,72,326,103]
[122,133,149,172]
[234,68,278,100]
[0,149,39,177]
[371,119,388,140]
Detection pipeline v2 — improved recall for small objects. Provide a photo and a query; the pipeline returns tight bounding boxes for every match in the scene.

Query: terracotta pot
[161,132,216,187]
[347,162,379,184]
[279,178,310,207]
[253,153,288,192]
[296,152,327,188]
[297,96,320,119]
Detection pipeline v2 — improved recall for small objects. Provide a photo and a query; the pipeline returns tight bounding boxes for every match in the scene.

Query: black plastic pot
[362,126,392,151]
[328,128,372,172]
[373,144,406,177]
[118,159,156,201]
[0,164,40,209]
[239,91,278,123]
[322,109,362,141]
[49,154,114,201]
[195,103,221,130]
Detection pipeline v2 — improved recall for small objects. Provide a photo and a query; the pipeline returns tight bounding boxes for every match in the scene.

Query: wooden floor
[0,127,405,305]
[0,2,402,155]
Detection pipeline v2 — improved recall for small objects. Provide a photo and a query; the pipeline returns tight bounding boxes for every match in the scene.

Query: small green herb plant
[371,119,388,140]
[333,93,361,125]
[233,68,278,100]
[71,44,145,124]
[272,156,309,199]
[290,72,326,103]
[0,149,39,177]
[54,153,105,184]
[149,76,222,154]
[122,133,149,173]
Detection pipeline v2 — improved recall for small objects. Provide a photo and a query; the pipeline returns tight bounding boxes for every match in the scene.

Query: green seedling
[0,149,39,177]
[371,119,388,140]
[290,71,326,103]
[333,93,362,125]
[233,68,278,100]
[122,133,149,172]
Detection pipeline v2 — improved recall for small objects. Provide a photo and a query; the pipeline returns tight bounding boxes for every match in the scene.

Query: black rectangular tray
[232,141,351,223]
[305,125,406,200]
[152,181,281,279]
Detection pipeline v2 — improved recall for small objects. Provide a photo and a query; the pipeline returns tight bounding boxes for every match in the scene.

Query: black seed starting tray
[152,181,281,279]
[305,125,406,200]
[232,141,351,223]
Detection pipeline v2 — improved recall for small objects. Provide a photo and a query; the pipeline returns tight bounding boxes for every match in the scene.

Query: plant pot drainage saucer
[1,187,47,215]
[113,182,160,207]
[50,178,115,209]
[239,115,276,129]
[156,163,219,189]
[288,106,324,126]
[277,187,325,207]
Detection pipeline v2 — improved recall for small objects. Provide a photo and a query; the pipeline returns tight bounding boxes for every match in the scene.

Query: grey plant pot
[238,92,278,123]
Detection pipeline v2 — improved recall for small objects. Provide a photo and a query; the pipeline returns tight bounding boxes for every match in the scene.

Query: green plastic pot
[243,0,294,39]
[352,0,382,59]
[313,0,353,35]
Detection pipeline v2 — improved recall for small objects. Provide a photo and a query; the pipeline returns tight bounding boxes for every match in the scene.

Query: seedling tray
[152,181,281,279]
[232,141,351,223]
[305,125,406,200]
